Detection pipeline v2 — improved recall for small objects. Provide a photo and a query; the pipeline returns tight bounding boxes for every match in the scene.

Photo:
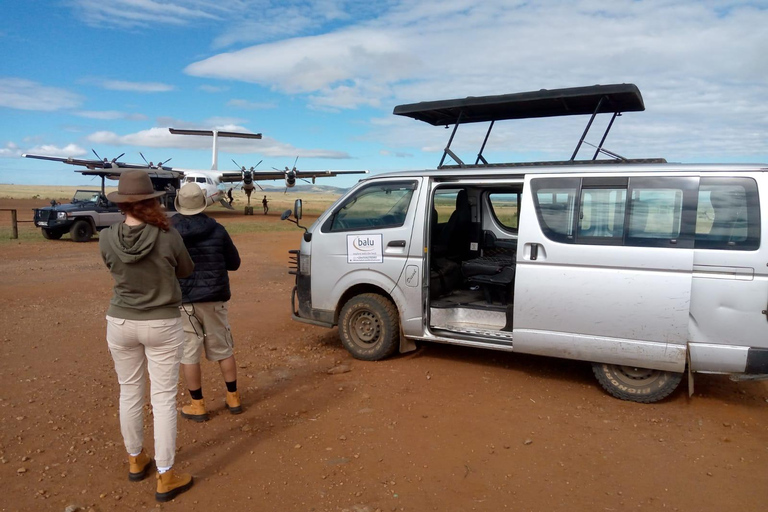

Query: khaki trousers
[106,316,184,468]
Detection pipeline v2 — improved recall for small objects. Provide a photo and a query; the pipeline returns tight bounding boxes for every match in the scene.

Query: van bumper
[290,282,335,328]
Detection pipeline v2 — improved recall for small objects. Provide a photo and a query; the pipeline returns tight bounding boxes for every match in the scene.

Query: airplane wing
[22,153,173,171]
[78,168,184,180]
[218,171,248,183]
[23,153,114,169]
[244,169,369,181]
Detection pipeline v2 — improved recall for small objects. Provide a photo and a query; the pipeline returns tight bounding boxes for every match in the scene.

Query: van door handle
[530,243,539,261]
[388,240,406,248]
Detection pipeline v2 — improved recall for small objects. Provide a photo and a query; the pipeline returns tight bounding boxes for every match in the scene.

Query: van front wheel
[592,363,683,403]
[339,293,399,361]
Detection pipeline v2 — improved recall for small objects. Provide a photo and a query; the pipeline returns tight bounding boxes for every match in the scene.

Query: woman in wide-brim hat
[99,170,197,502]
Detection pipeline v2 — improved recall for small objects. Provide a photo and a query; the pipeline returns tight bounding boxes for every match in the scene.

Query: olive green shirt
[100,222,194,320]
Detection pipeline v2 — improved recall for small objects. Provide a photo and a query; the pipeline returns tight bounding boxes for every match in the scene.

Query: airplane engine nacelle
[285,173,296,188]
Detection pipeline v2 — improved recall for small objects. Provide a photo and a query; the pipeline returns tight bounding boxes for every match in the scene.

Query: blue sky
[1,0,766,188]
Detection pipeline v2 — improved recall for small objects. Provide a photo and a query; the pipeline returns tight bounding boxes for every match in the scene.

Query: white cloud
[0,78,82,111]
[0,142,21,158]
[99,80,175,93]
[23,143,87,157]
[85,126,349,159]
[227,99,278,110]
[69,0,220,28]
[199,85,229,93]
[76,110,148,121]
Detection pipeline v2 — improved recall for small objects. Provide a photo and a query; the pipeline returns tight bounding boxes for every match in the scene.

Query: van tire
[69,219,94,242]
[339,293,399,361]
[592,363,683,403]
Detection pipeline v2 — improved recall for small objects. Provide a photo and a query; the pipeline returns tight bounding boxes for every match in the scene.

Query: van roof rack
[393,83,666,168]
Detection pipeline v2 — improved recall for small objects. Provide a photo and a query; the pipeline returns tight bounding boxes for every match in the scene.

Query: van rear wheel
[339,293,399,361]
[592,363,683,403]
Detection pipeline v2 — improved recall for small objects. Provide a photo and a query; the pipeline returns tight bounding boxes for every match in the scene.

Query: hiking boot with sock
[155,469,193,502]
[226,391,243,414]
[181,398,208,422]
[128,449,153,482]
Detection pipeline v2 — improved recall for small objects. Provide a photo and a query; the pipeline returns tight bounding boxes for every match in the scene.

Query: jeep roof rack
[393,83,665,168]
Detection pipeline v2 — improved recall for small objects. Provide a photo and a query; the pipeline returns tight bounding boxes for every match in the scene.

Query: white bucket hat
[174,183,212,215]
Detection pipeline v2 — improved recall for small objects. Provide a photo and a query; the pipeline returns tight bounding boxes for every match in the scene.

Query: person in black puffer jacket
[171,183,243,422]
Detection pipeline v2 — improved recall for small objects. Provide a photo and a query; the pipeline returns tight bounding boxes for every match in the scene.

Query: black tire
[41,228,63,240]
[338,293,400,361]
[69,219,94,242]
[592,362,683,403]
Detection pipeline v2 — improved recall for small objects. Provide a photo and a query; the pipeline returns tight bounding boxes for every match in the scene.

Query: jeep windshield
[72,190,102,203]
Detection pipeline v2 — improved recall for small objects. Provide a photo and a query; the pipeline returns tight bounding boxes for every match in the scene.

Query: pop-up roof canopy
[393,83,663,168]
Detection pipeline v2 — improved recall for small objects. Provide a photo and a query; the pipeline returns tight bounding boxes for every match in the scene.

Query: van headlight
[300,253,311,275]
[56,212,67,220]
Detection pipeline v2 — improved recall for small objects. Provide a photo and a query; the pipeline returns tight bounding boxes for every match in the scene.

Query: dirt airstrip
[0,197,766,512]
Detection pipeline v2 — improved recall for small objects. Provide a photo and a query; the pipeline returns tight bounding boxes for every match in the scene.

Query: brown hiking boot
[155,469,193,502]
[181,398,208,422]
[128,449,153,482]
[226,391,243,414]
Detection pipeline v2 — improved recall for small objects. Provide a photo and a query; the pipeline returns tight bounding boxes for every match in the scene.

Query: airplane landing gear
[244,206,254,215]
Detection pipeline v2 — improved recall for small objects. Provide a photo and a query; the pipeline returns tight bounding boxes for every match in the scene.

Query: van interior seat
[438,189,472,260]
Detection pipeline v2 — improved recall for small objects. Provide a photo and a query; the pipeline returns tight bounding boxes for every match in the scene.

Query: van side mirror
[294,199,302,220]
[281,199,308,236]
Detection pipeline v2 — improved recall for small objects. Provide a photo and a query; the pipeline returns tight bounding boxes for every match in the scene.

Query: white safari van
[284,85,768,403]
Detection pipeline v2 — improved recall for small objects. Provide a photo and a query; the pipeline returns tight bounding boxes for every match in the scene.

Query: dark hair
[120,198,170,231]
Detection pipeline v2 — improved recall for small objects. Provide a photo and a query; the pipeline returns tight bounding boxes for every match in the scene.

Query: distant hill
[257,184,348,194]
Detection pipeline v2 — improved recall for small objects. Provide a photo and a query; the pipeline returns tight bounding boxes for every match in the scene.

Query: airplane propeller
[91,149,126,167]
[232,159,264,191]
[140,152,172,169]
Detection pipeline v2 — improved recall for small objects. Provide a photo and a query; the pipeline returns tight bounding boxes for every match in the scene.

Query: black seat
[438,190,472,261]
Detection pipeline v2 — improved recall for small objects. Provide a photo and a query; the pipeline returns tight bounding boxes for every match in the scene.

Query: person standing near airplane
[172,183,243,422]
[262,195,269,215]
[99,170,195,502]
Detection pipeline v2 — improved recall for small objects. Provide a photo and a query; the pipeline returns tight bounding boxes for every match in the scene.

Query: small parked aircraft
[23,128,367,211]
[170,129,368,206]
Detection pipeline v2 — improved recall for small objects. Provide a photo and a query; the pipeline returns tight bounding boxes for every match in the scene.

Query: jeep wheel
[592,363,683,403]
[338,293,399,361]
[69,220,94,242]
[41,228,64,240]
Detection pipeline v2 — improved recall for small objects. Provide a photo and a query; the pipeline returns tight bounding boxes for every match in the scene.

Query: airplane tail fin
[168,128,262,171]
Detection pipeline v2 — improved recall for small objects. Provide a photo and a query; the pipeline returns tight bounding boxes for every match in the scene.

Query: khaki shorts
[179,302,234,364]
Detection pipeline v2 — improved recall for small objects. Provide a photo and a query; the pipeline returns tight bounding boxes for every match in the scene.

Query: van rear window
[695,178,760,250]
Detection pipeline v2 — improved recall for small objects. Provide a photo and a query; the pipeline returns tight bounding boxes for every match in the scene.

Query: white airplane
[23,129,368,211]
[169,128,368,209]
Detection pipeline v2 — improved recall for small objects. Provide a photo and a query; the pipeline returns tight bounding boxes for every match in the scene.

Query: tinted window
[326,181,417,232]
[531,178,579,243]
[578,187,627,243]
[532,176,698,248]
[488,192,520,231]
[695,177,760,250]
[434,189,460,223]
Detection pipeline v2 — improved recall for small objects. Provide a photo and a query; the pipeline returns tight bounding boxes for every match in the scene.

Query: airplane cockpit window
[207,178,213,185]
[185,177,195,183]
[196,177,206,183]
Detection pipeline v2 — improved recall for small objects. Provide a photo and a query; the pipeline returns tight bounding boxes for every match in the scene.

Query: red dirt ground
[0,198,767,512]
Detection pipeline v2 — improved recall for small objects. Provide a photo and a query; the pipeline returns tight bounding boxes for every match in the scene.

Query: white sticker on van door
[347,234,383,263]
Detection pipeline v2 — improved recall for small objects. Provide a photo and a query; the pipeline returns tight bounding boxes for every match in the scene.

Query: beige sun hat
[174,183,212,215]
[107,170,166,203]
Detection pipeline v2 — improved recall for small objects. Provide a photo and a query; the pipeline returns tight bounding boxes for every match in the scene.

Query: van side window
[625,177,698,248]
[325,181,417,232]
[533,176,697,248]
[695,178,760,250]
[488,192,520,231]
[532,178,578,243]
[577,177,628,243]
